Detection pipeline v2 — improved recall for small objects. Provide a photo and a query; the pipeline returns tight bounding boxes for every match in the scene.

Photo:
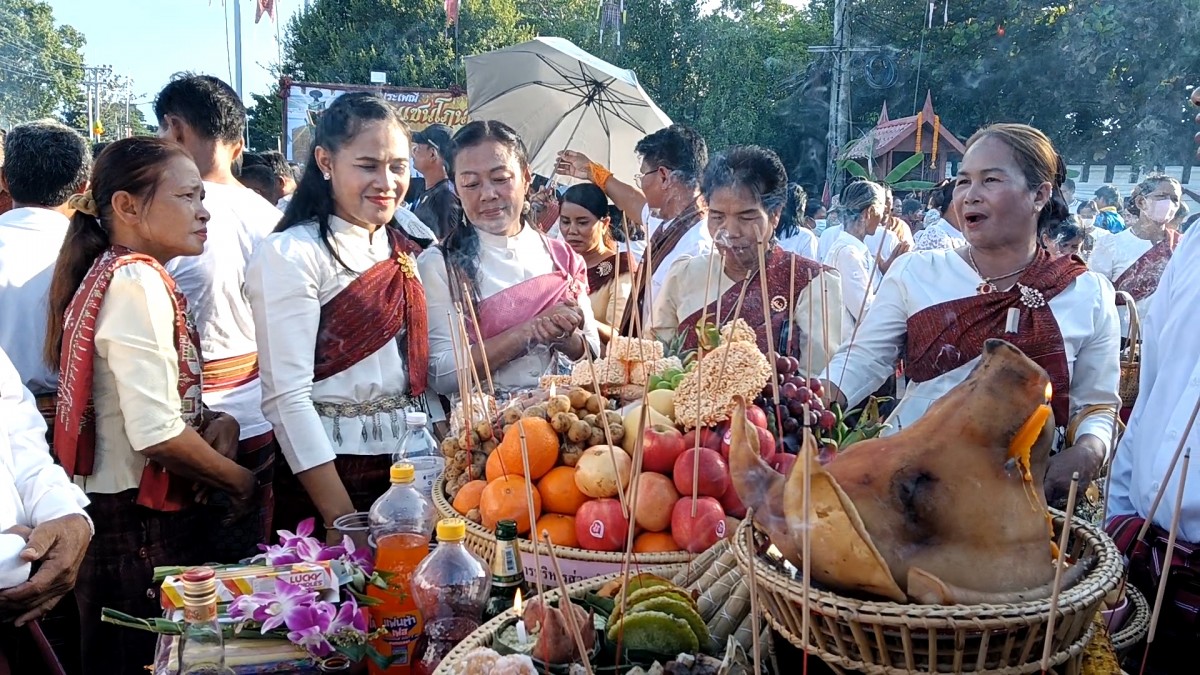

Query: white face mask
[1080,217,1095,228]
[1145,197,1177,223]
[814,219,827,230]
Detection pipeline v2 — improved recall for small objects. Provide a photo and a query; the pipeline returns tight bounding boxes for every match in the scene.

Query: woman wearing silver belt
[247,93,442,541]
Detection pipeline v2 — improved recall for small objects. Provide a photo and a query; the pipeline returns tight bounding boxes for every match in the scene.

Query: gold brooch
[770,295,788,312]
[396,253,417,279]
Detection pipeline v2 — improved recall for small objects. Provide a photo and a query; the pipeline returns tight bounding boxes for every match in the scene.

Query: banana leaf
[884,153,927,184]
[837,159,871,179]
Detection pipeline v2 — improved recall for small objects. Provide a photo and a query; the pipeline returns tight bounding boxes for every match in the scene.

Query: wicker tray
[433,474,694,586]
[1108,585,1149,658]
[732,513,1124,675]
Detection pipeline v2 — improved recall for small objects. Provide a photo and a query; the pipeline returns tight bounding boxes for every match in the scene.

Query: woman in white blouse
[45,138,255,675]
[821,180,887,332]
[913,178,967,251]
[823,123,1121,506]
[247,93,436,539]
[418,121,601,399]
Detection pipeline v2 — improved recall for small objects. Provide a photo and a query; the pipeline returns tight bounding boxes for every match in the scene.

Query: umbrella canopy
[465,37,672,185]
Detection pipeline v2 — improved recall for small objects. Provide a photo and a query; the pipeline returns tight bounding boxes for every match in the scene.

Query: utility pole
[82,65,113,142]
[233,0,244,99]
[809,0,851,198]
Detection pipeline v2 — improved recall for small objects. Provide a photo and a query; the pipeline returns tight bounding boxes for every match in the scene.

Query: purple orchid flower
[339,536,375,576]
[328,595,368,635]
[296,536,346,563]
[287,625,336,658]
[256,543,302,566]
[254,579,321,633]
[284,602,337,658]
[229,591,274,621]
[276,518,317,549]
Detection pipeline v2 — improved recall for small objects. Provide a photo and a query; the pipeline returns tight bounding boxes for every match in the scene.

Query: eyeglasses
[634,166,673,184]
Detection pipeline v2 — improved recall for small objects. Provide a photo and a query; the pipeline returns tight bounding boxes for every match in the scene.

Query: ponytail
[44,212,110,366]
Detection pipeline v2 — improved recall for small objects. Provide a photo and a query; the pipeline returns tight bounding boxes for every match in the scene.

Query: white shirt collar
[477,223,538,250]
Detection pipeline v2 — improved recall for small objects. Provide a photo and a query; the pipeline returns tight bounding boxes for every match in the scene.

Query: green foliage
[247,92,284,152]
[0,0,85,126]
[61,97,151,141]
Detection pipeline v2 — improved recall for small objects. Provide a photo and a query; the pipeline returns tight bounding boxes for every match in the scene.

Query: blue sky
[49,0,302,117]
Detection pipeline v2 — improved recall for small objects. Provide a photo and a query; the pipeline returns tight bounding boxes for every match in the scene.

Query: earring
[323,172,331,181]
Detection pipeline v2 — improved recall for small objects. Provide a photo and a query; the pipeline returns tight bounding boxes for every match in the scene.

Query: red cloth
[905,251,1086,426]
[470,236,587,342]
[54,247,202,512]
[586,250,638,296]
[312,227,429,395]
[1114,229,1180,303]
[676,247,826,355]
[619,202,706,337]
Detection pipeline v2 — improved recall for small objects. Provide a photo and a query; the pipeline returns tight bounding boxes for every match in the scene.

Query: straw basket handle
[1116,291,1140,365]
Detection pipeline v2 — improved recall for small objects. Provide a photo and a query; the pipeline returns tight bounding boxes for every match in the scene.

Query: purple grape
[787,357,801,374]
[782,417,800,434]
[808,378,825,396]
[795,386,813,404]
[819,410,837,431]
[808,410,822,426]
[781,382,799,398]
[775,356,791,374]
[788,400,806,417]
[786,376,805,389]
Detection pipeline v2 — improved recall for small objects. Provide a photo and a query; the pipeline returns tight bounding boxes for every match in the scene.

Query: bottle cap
[495,520,518,540]
[406,411,428,426]
[437,518,467,542]
[181,566,215,583]
[390,462,415,483]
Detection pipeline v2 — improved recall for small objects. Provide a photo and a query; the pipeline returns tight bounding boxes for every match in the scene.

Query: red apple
[673,447,729,498]
[771,452,797,476]
[717,479,746,518]
[575,499,629,552]
[745,405,769,430]
[720,424,775,462]
[671,497,728,552]
[682,425,724,454]
[634,472,680,532]
[641,424,687,474]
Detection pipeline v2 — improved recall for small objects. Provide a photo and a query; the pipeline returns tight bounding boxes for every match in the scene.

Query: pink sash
[471,236,587,342]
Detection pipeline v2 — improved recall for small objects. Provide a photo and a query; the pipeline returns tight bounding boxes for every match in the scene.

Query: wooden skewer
[615,354,656,667]
[834,229,887,401]
[1098,406,1123,526]
[541,530,596,675]
[787,255,797,358]
[800,409,813,675]
[757,240,783,436]
[687,250,720,520]
[517,423,546,600]
[805,269,815,381]
[446,310,478,479]
[459,282,497,401]
[454,304,487,477]
[1144,450,1192,653]
[1135,395,1200,544]
[455,303,488,411]
[745,507,763,675]
[819,270,831,408]
[1040,472,1080,673]
[580,348,629,519]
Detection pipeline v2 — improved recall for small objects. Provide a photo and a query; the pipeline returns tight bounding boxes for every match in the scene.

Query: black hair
[441,120,530,298]
[1063,178,1076,191]
[776,183,808,239]
[154,73,246,144]
[256,150,292,180]
[804,199,825,219]
[930,178,955,216]
[1127,173,1180,218]
[277,92,411,272]
[635,124,708,188]
[701,145,788,212]
[239,164,277,194]
[1043,218,1086,247]
[91,142,109,159]
[901,198,923,215]
[1094,185,1121,208]
[1077,200,1098,215]
[2,121,91,206]
[559,183,608,220]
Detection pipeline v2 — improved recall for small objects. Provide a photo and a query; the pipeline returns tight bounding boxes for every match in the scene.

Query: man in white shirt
[0,347,91,631]
[556,125,713,335]
[156,74,281,559]
[0,121,91,399]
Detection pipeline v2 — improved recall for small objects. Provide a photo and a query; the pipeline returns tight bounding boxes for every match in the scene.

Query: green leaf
[890,180,939,191]
[838,159,870,179]
[884,153,927,184]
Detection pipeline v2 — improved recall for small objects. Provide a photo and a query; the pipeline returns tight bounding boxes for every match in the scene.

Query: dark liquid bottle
[482,520,531,622]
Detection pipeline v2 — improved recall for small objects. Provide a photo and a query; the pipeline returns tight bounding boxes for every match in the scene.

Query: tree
[0,0,86,126]
[61,96,151,141]
[247,91,284,152]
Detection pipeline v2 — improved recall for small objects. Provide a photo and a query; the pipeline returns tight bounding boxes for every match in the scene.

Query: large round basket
[433,561,690,674]
[732,513,1124,675]
[434,475,694,586]
[1108,585,1149,658]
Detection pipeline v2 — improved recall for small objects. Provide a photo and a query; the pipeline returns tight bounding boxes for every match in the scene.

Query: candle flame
[549,383,557,398]
[513,588,523,612]
[1044,383,1052,401]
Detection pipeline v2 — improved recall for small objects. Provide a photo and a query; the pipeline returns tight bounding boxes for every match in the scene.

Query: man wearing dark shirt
[411,124,460,239]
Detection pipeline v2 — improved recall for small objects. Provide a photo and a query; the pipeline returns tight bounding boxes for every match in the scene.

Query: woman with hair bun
[823,123,1121,507]
[653,145,843,377]
[822,179,887,331]
[557,183,635,346]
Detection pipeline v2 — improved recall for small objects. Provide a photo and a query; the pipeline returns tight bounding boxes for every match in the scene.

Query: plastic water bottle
[393,411,443,501]
[367,462,437,675]
[410,518,491,675]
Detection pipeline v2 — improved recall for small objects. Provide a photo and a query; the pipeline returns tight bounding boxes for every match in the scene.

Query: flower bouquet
[103,518,394,672]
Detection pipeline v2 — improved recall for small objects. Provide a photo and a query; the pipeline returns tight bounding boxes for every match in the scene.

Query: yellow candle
[1008,403,1051,482]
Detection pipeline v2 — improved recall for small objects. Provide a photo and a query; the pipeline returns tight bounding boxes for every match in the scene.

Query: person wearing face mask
[821,180,887,332]
[246,93,438,542]
[419,121,602,398]
[823,124,1120,507]
[653,146,842,377]
[558,183,636,346]
[1088,174,1183,324]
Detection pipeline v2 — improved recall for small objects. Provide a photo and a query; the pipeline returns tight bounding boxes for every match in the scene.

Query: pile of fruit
[754,355,837,461]
[570,337,682,402]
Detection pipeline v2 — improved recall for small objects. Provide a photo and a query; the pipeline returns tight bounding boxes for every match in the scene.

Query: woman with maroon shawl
[246,93,435,541]
[45,138,255,675]
[823,124,1121,506]
[558,183,635,347]
[418,121,601,399]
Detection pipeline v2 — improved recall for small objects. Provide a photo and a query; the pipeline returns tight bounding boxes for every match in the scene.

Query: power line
[0,27,86,71]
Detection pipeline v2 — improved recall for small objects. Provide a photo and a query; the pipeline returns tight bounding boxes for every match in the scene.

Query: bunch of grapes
[755,354,835,454]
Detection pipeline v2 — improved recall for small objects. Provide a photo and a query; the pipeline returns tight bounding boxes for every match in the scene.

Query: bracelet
[589,162,613,192]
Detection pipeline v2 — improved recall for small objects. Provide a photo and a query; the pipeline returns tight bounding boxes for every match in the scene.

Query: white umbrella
[465,37,673,184]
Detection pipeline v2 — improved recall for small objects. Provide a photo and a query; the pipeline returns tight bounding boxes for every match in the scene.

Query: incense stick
[1136,395,1200,544]
[615,359,655,668]
[517,423,546,602]
[446,310,478,479]
[541,530,596,675]
[1145,449,1192,653]
[834,232,886,401]
[580,347,629,518]
[757,241,783,435]
[686,250,721,523]
[800,410,813,675]
[1040,472,1080,673]
[805,270,815,380]
[788,256,797,357]
[459,282,497,400]
[819,270,831,408]
[744,507,763,675]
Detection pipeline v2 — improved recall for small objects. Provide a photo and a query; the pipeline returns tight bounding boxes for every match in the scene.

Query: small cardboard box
[159,561,338,612]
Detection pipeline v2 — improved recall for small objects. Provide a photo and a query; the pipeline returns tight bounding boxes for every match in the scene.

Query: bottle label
[183,603,217,623]
[381,612,421,664]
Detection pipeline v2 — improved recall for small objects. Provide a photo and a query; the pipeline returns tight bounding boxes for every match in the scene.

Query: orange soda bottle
[367,462,436,674]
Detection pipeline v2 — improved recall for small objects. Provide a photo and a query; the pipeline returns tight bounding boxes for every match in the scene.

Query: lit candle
[549,382,557,398]
[514,588,528,645]
[1007,384,1053,482]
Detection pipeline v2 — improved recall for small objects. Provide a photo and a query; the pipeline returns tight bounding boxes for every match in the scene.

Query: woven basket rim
[433,473,695,564]
[731,511,1124,620]
[1109,584,1149,652]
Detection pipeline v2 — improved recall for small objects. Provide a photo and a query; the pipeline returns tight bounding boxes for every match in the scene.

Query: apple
[717,479,746,518]
[721,424,775,462]
[673,447,730,498]
[641,424,687,474]
[621,404,674,454]
[682,426,724,454]
[771,452,797,476]
[745,405,769,430]
[671,497,728,553]
[575,499,629,552]
[633,472,680,532]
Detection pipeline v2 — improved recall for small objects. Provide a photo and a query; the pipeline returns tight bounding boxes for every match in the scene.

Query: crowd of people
[0,70,1197,674]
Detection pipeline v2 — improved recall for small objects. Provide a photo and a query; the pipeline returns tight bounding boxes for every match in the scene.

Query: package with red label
[159,561,338,612]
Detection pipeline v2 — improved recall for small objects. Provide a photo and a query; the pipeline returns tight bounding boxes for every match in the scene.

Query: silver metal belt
[314,393,424,445]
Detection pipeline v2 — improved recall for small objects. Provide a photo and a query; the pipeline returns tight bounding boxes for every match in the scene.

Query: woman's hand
[531,304,584,345]
[1044,441,1105,507]
[201,411,240,461]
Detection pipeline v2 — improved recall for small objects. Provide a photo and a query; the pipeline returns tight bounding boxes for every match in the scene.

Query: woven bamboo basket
[432,562,691,674]
[433,475,694,586]
[732,513,1124,675]
[1116,291,1140,408]
[1108,585,1149,658]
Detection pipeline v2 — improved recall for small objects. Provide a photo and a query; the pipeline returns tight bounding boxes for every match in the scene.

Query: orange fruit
[537,466,589,515]
[633,531,682,554]
[485,450,513,482]
[480,475,542,535]
[451,480,488,515]
[496,418,559,480]
[535,513,578,548]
